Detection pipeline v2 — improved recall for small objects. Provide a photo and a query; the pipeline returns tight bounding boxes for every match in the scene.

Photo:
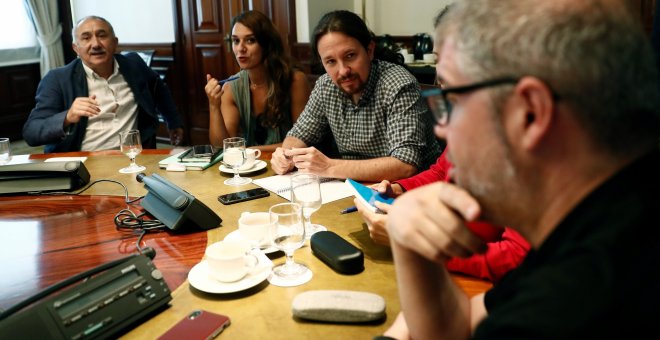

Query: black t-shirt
[474,151,660,339]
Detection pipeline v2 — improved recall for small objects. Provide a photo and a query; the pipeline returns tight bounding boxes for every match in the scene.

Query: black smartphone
[179,145,220,162]
[218,188,270,205]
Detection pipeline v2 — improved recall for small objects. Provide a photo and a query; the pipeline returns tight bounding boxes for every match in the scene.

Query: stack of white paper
[253,172,352,204]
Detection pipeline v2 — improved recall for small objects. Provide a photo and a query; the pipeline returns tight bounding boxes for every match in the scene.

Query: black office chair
[120,49,155,67]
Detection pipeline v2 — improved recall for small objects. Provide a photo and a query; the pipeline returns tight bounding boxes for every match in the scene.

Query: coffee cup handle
[245,252,259,272]
[254,149,261,159]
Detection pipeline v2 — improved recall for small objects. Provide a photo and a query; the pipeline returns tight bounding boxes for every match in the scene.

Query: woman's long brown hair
[231,10,296,128]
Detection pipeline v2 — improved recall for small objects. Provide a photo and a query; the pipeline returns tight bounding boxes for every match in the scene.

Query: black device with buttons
[0,161,90,195]
[0,253,171,339]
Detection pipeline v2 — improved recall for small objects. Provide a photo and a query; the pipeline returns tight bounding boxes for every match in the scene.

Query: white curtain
[24,0,65,77]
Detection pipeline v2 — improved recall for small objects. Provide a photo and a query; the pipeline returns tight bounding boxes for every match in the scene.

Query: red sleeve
[445,228,531,282]
[393,147,532,282]
[396,148,450,190]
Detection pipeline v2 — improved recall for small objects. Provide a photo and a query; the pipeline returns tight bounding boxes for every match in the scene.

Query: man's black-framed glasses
[422,77,520,126]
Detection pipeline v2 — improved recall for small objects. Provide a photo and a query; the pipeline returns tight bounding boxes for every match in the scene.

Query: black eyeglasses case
[310,231,364,275]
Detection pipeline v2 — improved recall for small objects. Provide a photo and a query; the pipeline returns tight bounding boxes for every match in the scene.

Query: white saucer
[225,229,279,254]
[188,250,273,294]
[305,224,327,240]
[267,267,313,287]
[219,160,267,174]
[406,61,435,66]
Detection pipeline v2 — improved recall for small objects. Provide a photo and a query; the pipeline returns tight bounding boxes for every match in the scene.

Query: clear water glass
[290,173,326,238]
[223,137,251,186]
[0,138,11,165]
[269,203,309,280]
[118,130,146,173]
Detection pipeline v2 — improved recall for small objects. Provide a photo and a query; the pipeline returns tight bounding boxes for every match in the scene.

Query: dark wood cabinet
[629,0,656,34]
[0,63,40,141]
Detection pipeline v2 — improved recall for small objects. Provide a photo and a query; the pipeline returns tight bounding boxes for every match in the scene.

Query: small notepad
[253,172,352,204]
[44,157,87,163]
[158,150,223,171]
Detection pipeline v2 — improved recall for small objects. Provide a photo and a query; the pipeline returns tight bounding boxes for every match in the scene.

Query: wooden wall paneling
[195,0,221,31]
[179,0,247,146]
[0,63,40,140]
[251,0,273,17]
[271,0,296,52]
[641,0,656,34]
[291,42,312,74]
[58,0,76,63]
[189,44,224,145]
[627,0,656,34]
[249,0,296,56]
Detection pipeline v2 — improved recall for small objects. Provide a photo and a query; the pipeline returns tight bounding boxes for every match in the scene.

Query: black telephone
[0,161,90,194]
[0,253,171,339]
[137,173,222,231]
[218,187,270,205]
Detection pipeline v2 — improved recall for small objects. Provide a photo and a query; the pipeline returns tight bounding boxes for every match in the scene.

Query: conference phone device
[0,161,90,194]
[0,253,172,339]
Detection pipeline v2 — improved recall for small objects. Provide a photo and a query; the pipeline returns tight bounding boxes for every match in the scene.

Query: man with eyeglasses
[385,0,660,339]
[23,16,184,152]
[366,7,530,339]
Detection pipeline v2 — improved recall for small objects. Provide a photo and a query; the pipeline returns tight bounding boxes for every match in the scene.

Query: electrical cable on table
[34,179,167,255]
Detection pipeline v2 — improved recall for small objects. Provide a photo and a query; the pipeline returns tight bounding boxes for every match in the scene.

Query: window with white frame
[0,0,40,67]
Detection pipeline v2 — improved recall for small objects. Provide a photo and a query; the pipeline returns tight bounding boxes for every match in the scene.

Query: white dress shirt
[80,59,138,151]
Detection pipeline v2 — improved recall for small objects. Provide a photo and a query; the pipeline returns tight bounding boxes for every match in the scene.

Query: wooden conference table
[0,149,491,339]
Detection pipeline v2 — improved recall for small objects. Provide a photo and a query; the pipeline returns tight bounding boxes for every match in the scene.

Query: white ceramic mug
[423,53,437,64]
[205,240,257,282]
[238,211,272,248]
[239,148,261,170]
[403,54,414,64]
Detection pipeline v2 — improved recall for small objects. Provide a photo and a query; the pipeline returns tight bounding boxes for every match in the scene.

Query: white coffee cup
[205,240,258,282]
[403,54,414,64]
[239,148,261,170]
[238,211,272,248]
[423,53,437,64]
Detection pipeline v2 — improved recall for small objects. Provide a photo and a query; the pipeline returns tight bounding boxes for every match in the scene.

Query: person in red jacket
[358,148,531,340]
[356,148,530,282]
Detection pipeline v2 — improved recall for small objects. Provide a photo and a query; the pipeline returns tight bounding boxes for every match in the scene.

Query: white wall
[71,0,175,43]
[296,0,356,43]
[295,0,310,44]
[297,0,453,42]
[72,0,449,44]
[365,0,453,36]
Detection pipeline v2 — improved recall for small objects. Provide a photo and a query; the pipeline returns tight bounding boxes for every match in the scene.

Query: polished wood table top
[0,149,491,339]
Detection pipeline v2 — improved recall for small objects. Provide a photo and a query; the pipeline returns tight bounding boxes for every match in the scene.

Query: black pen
[340,206,358,214]
[219,75,240,85]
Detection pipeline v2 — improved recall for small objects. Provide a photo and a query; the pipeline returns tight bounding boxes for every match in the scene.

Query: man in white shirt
[23,15,184,152]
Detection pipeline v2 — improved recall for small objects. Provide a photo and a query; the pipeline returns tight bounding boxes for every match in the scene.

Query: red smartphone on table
[158,310,230,340]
